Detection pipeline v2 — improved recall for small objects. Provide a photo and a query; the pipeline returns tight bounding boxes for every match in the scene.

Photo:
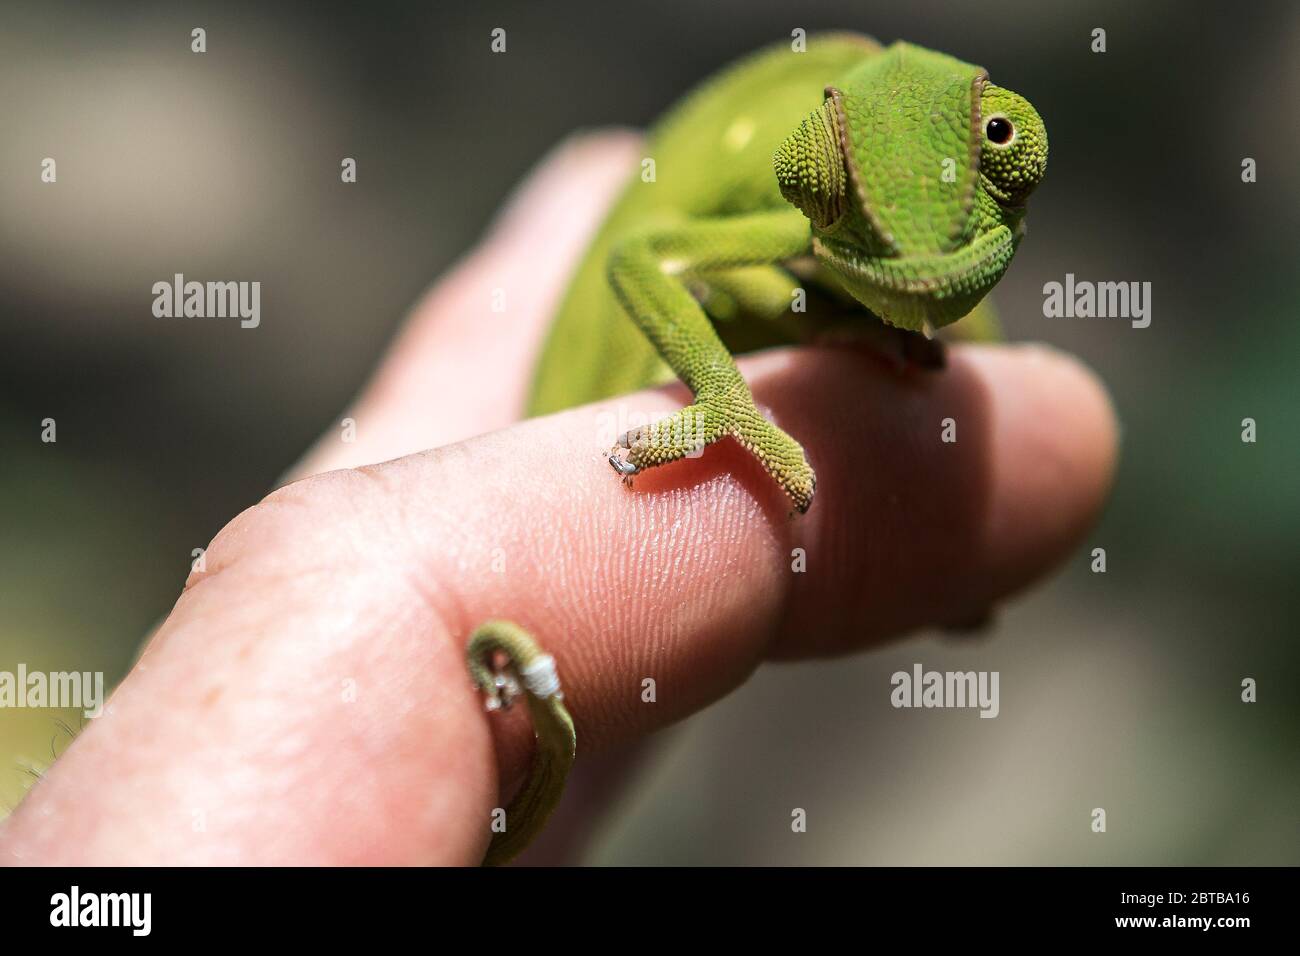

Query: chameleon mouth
[812,225,1017,299]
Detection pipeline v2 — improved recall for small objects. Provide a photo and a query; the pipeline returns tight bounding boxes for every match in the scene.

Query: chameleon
[465,33,1048,864]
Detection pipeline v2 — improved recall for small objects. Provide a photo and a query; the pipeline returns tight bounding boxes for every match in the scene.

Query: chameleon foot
[608,452,639,477]
[466,621,575,866]
[607,403,817,513]
[732,412,817,514]
[608,405,723,486]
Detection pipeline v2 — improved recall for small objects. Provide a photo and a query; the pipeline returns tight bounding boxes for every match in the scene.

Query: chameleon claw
[611,431,644,482]
[482,671,520,712]
[494,672,521,709]
[609,453,639,477]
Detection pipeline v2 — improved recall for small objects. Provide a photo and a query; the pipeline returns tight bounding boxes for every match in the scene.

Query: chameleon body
[467,33,1048,863]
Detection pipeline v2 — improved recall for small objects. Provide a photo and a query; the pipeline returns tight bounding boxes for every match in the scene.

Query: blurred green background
[1,0,1296,862]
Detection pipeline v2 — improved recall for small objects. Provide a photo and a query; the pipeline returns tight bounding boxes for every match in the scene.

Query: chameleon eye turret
[773,98,846,230]
[978,84,1048,205]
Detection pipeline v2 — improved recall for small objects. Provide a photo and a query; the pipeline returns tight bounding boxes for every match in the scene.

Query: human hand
[0,133,1116,865]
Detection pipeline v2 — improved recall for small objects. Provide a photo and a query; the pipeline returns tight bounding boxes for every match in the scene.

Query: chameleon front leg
[466,620,575,866]
[698,264,803,324]
[606,208,818,512]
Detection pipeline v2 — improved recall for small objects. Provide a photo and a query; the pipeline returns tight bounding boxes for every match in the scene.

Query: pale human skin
[0,133,1116,865]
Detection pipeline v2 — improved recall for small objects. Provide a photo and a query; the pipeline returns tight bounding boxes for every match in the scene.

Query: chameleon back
[526,33,882,416]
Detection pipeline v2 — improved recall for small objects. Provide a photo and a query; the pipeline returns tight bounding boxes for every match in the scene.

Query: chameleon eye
[985,117,1013,145]
[978,86,1048,205]
[774,97,847,229]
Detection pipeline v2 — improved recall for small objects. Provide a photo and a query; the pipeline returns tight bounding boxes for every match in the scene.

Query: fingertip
[737,342,1117,652]
[957,342,1118,597]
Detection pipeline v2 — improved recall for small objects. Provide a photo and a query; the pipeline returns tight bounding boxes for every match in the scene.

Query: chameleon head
[774,42,1048,333]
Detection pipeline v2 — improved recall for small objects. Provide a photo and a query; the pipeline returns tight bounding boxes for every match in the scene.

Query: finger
[290,129,645,866]
[388,342,1116,753]
[1,343,1113,864]
[290,130,642,479]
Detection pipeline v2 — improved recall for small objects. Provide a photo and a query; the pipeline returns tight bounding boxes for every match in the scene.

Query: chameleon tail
[465,620,576,866]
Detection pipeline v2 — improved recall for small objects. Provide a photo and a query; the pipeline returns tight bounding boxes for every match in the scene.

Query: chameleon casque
[466,33,1048,864]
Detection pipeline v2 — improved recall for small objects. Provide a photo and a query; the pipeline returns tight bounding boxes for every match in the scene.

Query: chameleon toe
[609,453,639,477]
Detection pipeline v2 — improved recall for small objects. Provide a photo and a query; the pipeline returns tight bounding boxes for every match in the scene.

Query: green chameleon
[465,33,1048,864]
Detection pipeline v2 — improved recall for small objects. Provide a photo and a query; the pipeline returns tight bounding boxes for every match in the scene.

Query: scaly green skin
[529,34,1046,511]
[466,34,1047,863]
[466,621,576,866]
